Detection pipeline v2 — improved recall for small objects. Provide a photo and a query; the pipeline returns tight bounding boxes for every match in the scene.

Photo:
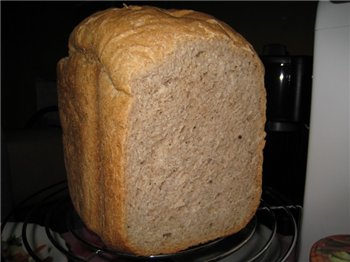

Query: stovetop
[1,181,301,262]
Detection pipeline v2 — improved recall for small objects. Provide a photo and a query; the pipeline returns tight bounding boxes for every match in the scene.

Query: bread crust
[57,5,266,256]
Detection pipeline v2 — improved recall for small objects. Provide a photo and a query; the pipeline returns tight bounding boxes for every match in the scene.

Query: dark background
[1,1,318,215]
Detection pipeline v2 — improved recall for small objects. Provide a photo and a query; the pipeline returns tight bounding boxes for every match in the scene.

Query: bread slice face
[57,6,266,256]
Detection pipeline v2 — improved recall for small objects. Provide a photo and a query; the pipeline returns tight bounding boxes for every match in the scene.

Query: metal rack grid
[1,181,300,262]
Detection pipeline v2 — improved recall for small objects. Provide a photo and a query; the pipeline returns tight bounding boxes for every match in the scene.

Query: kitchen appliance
[261,49,313,206]
[299,1,350,261]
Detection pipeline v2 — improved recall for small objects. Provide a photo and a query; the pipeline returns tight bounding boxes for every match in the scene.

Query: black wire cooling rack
[1,181,301,262]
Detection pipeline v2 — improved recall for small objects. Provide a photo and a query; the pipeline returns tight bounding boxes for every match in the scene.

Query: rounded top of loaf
[67,5,260,93]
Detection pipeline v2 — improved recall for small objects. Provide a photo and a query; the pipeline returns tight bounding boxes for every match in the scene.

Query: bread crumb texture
[57,5,266,256]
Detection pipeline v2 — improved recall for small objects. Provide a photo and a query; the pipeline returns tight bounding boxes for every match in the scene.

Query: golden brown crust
[57,54,102,233]
[68,5,258,89]
[57,5,265,256]
[57,53,132,251]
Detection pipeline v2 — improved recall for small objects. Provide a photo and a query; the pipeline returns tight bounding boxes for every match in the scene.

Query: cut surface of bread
[57,5,266,256]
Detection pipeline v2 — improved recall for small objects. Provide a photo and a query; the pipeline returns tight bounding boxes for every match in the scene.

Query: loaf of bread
[57,5,266,256]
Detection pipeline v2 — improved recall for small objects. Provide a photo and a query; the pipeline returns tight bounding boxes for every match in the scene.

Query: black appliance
[261,46,313,205]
